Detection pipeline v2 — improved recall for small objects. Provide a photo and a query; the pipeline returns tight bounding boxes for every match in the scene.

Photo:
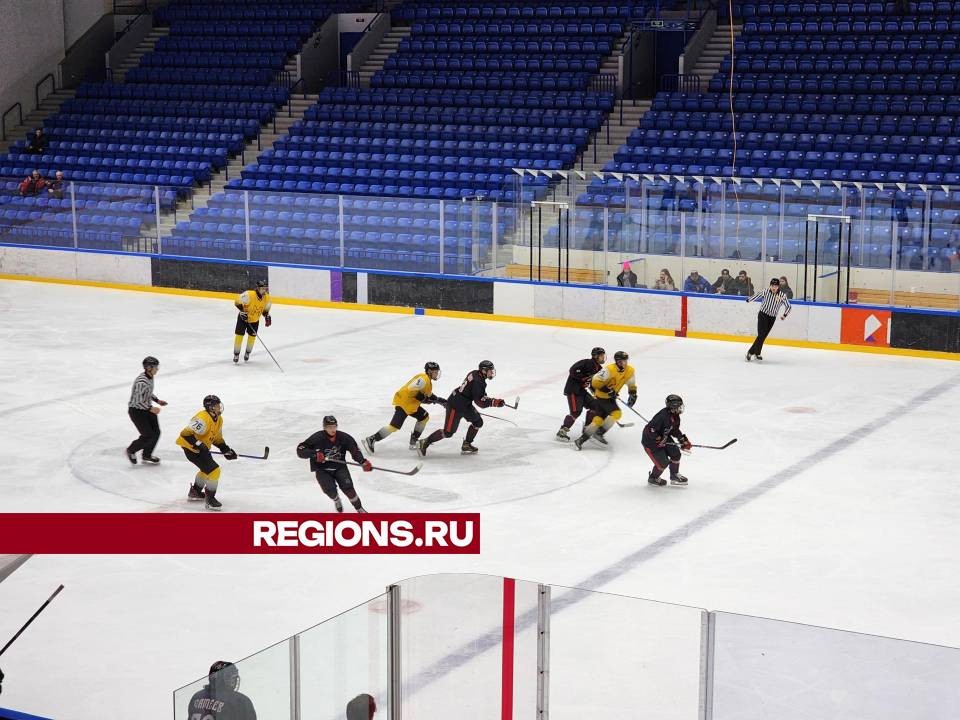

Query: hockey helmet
[591,347,606,359]
[323,415,338,427]
[209,661,240,691]
[203,395,223,415]
[478,359,496,378]
[613,350,629,367]
[665,394,684,413]
[424,361,441,379]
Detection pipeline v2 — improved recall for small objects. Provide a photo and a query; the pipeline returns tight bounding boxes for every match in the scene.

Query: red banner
[0,514,480,554]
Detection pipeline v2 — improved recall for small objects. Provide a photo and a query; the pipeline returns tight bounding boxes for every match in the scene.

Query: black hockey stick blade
[212,446,270,460]
[694,439,737,450]
[616,422,635,428]
[331,458,424,476]
[479,411,518,427]
[503,395,520,409]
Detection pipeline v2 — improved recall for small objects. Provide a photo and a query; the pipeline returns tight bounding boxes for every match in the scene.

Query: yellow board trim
[2,273,958,361]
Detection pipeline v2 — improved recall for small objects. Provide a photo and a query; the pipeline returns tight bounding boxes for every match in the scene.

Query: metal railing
[35,74,56,111]
[660,73,702,93]
[1,103,23,142]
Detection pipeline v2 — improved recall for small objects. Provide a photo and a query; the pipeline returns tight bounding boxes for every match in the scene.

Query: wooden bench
[850,288,959,310]
[505,264,606,285]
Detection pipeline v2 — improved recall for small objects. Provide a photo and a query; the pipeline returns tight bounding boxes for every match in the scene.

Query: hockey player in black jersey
[556,347,605,441]
[186,661,257,720]
[417,360,505,456]
[297,416,371,512]
[642,394,691,486]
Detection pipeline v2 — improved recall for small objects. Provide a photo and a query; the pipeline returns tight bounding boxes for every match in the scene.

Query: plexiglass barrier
[173,573,960,719]
[4,174,960,309]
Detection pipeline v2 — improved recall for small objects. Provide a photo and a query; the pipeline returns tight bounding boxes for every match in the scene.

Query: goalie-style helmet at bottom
[665,394,684,413]
[209,660,240,691]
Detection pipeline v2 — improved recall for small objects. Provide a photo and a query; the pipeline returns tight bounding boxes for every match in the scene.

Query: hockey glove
[415,391,427,402]
[491,398,506,408]
[362,459,373,472]
[315,450,326,463]
[239,311,249,321]
[681,437,692,451]
[264,314,272,327]
[157,399,168,406]
[222,448,238,460]
[627,392,637,407]
[435,395,448,406]
[656,436,668,447]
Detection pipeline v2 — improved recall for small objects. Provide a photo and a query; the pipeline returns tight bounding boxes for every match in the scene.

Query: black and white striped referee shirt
[128,372,157,410]
[748,289,792,318]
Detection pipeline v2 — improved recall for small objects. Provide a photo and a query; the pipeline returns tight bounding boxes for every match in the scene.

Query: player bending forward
[176,395,237,510]
[642,394,691,486]
[557,347,605,441]
[574,351,636,450]
[417,360,505,456]
[233,279,272,363]
[364,362,446,454]
[297,415,371,513]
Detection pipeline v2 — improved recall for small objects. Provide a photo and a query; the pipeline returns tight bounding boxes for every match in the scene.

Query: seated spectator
[18,170,46,197]
[46,170,64,199]
[25,128,48,155]
[616,261,638,288]
[712,268,734,294]
[653,268,676,291]
[778,276,794,299]
[346,693,376,720]
[731,270,754,296]
[683,270,712,294]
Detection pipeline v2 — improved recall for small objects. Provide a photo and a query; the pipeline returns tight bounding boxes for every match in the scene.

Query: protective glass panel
[397,573,539,719]
[712,612,960,720]
[548,587,705,719]
[298,592,390,720]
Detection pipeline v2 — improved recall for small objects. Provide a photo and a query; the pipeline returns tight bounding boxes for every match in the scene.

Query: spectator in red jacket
[18,170,46,196]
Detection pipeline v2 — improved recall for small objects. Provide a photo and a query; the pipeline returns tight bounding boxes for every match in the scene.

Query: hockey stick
[246,321,284,373]
[0,584,64,659]
[212,446,270,460]
[479,411,518,427]
[616,421,635,428]
[327,458,423,477]
[621,402,650,424]
[668,439,738,451]
[503,396,520,409]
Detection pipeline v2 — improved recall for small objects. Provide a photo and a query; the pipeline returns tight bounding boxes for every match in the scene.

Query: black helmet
[478,360,496,378]
[424,361,440,375]
[614,350,629,363]
[323,415,338,427]
[666,394,684,413]
[256,279,268,289]
[142,356,159,369]
[209,661,240,691]
[203,395,222,413]
[591,347,606,359]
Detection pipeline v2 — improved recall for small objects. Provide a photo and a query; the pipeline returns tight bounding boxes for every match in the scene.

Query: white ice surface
[1,279,960,718]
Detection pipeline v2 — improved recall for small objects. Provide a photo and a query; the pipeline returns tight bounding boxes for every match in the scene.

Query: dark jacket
[451,370,496,408]
[616,270,638,288]
[712,274,735,294]
[642,408,688,449]
[297,430,365,472]
[731,276,754,296]
[563,357,602,395]
[187,685,257,720]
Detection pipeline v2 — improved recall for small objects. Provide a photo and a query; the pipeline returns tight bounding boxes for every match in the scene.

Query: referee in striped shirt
[745,278,791,361]
[126,356,167,464]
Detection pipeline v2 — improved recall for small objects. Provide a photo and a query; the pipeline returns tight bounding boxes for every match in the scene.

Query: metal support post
[387,584,402,720]
[536,584,551,720]
[288,634,301,720]
[154,185,162,255]
[698,611,715,720]
[338,195,346,267]
[243,190,251,261]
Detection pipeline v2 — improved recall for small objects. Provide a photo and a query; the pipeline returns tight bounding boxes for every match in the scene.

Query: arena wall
[1,244,957,359]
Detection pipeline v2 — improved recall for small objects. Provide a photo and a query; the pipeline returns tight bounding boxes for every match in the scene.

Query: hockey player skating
[125,356,167,464]
[233,279,272,363]
[556,347,605,442]
[417,360,505,456]
[745,278,791,361]
[364,362,446,454]
[574,351,636,449]
[176,395,237,510]
[297,415,371,513]
[642,394,691,486]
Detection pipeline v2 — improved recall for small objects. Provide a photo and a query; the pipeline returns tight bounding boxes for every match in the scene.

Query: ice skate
[243,351,251,362]
[416,439,430,457]
[670,474,688,486]
[556,427,570,442]
[745,352,752,362]
[233,353,239,364]
[142,454,160,464]
[125,449,137,465]
[648,472,667,487]
[461,442,479,455]
[573,435,587,451]
[204,493,222,511]
[362,435,376,455]
[187,484,205,501]
[333,497,344,513]
[592,430,608,445]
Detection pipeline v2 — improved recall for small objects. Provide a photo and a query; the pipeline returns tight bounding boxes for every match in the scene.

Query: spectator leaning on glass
[731,270,754,296]
[653,268,676,291]
[745,278,792,362]
[712,268,734,294]
[683,270,712,293]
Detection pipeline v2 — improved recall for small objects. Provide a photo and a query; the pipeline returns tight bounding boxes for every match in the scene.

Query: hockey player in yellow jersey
[363,362,446,454]
[574,350,637,450]
[176,395,237,510]
[233,279,272,363]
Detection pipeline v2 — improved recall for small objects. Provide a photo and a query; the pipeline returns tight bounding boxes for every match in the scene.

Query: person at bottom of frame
[297,415,371,512]
[346,693,377,720]
[186,661,257,720]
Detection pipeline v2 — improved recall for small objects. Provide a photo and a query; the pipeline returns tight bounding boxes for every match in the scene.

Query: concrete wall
[64,0,112,49]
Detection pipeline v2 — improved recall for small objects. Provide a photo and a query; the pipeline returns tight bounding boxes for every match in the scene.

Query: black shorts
[591,397,619,419]
[235,315,260,336]
[183,446,219,474]
[443,398,481,436]
[316,466,355,497]
[390,405,429,429]
[642,443,680,469]
[564,388,593,416]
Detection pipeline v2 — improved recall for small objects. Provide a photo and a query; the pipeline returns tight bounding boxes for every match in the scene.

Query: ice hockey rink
[1,277,960,719]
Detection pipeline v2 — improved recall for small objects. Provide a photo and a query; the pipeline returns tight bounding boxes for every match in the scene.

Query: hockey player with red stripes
[642,394,691,486]
[417,360,505,456]
[556,347,605,442]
